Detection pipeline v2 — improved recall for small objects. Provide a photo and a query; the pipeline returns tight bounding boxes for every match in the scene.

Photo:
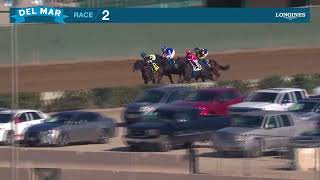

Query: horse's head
[133,60,144,72]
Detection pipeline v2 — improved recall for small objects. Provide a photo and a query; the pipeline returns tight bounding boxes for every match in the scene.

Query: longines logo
[275,12,306,20]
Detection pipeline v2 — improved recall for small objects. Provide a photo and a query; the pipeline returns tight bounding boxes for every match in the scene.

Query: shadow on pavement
[199,151,287,159]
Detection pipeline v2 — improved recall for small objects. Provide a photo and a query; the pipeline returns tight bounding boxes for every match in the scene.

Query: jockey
[194,47,209,60]
[141,52,155,63]
[185,50,201,71]
[140,52,159,71]
[161,45,176,67]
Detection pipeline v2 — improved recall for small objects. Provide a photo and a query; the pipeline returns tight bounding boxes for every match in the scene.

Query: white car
[229,88,307,114]
[0,109,49,144]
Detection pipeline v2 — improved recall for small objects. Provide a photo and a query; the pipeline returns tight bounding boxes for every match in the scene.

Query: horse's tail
[210,59,230,71]
[218,64,230,71]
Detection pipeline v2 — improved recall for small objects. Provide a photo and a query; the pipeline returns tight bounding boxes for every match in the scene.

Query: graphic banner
[10,7,310,24]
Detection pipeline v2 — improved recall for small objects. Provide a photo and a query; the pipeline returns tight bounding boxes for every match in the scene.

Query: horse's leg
[178,74,182,84]
[168,74,174,84]
[157,74,163,84]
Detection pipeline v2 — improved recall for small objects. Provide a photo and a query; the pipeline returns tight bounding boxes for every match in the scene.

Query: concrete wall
[0,167,296,180]
[0,148,189,173]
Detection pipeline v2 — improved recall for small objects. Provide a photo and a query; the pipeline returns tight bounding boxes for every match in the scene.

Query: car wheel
[4,131,14,146]
[128,145,140,152]
[248,140,263,158]
[97,129,110,144]
[216,150,231,157]
[158,140,172,152]
[56,133,69,147]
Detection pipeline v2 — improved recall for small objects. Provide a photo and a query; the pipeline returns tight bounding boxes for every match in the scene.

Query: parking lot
[0,107,318,180]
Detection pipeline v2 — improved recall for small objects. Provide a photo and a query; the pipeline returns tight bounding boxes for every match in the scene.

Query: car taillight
[199,107,209,116]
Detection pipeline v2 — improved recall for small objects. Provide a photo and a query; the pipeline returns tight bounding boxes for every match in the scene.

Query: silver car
[24,111,116,146]
[212,111,316,157]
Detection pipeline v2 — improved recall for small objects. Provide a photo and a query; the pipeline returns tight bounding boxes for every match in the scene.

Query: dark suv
[123,86,194,124]
[125,105,230,151]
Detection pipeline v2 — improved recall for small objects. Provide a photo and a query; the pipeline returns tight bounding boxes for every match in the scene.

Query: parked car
[174,87,244,116]
[125,105,230,152]
[289,98,320,120]
[24,111,115,146]
[290,128,320,148]
[0,109,49,145]
[123,86,194,124]
[212,111,316,157]
[229,88,308,114]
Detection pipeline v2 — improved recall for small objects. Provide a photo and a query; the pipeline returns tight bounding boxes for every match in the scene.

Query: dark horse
[204,59,230,79]
[154,55,230,84]
[154,54,186,84]
[182,59,215,83]
[133,59,158,84]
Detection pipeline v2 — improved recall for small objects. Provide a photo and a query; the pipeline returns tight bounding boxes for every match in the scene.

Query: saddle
[189,61,202,71]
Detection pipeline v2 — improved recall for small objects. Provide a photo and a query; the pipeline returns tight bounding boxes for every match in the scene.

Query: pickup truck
[123,86,194,124]
[125,105,230,151]
[229,88,308,114]
[173,87,244,116]
[213,111,317,157]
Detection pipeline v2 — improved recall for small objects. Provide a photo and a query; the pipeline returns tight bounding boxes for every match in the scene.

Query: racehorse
[182,59,215,83]
[204,59,230,80]
[133,59,158,84]
[153,55,185,84]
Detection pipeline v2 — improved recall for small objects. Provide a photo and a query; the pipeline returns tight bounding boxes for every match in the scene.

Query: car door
[280,93,295,110]
[216,89,241,115]
[67,115,88,142]
[28,111,45,126]
[262,116,282,150]
[276,114,295,148]
[171,110,197,144]
[82,113,102,141]
[15,112,32,138]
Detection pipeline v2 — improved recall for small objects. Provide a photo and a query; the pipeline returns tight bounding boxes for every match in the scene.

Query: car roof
[0,109,40,114]
[198,87,236,93]
[235,111,290,116]
[299,98,320,102]
[256,88,305,93]
[54,111,99,116]
[147,86,192,92]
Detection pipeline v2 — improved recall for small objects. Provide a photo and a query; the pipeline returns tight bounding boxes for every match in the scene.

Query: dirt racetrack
[0,47,319,93]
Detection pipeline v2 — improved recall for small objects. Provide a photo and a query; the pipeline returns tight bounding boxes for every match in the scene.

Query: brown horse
[133,59,160,84]
[201,59,230,80]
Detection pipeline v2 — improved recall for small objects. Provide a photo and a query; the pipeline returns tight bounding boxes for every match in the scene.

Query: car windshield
[135,90,165,103]
[289,102,318,112]
[145,109,195,122]
[185,91,218,101]
[167,90,193,103]
[0,114,12,123]
[301,129,320,136]
[246,92,277,103]
[231,115,264,128]
[45,114,74,123]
